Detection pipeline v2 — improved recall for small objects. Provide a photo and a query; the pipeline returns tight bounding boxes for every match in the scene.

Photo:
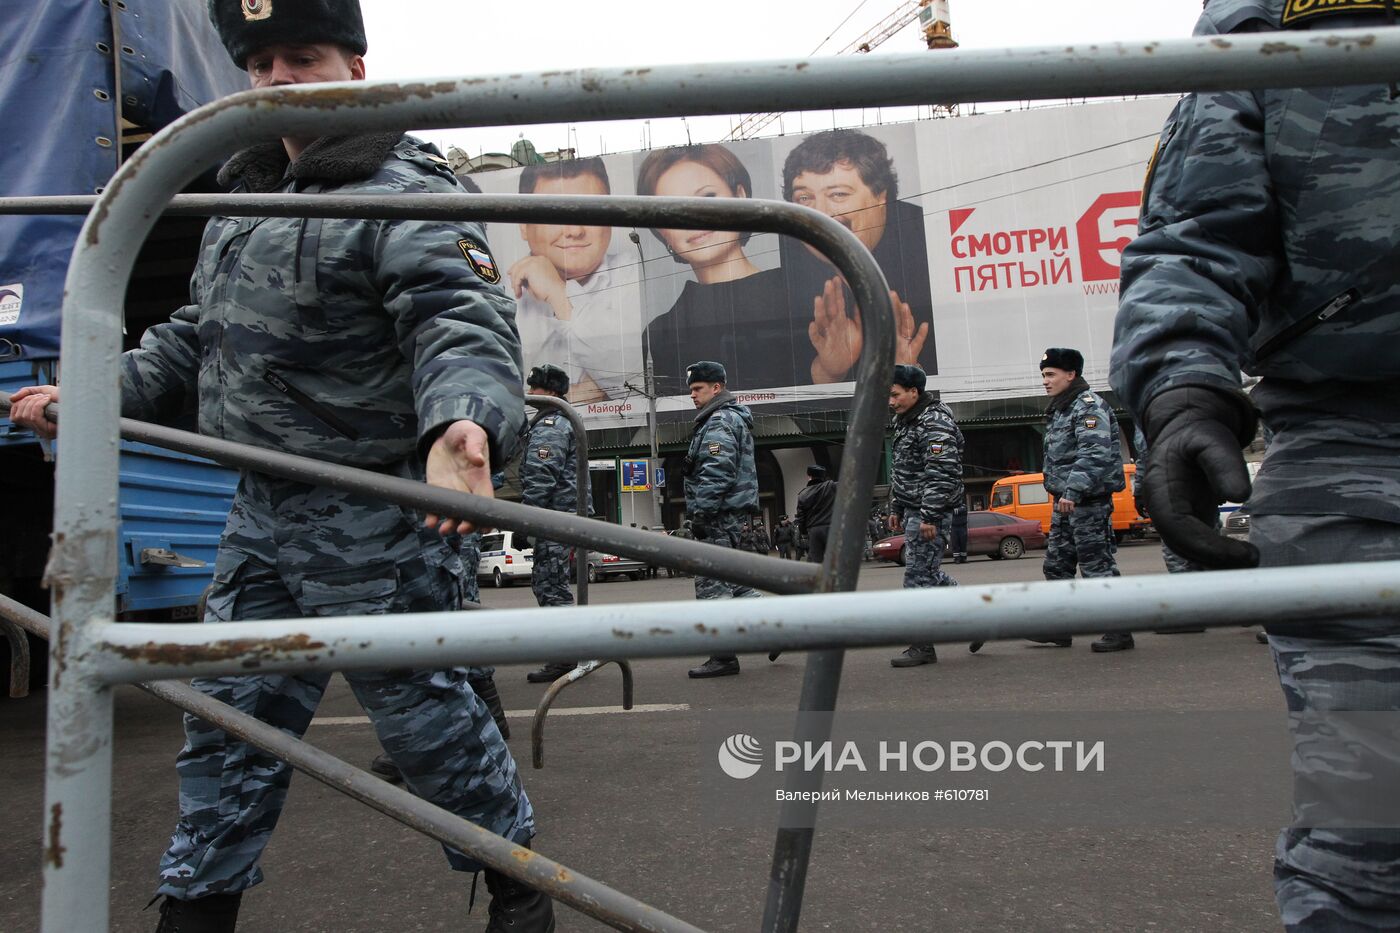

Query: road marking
[311,703,690,727]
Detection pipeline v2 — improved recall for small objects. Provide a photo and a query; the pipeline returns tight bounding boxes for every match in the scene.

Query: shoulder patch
[1079,391,1095,404]
[536,446,551,460]
[457,238,501,284]
[929,443,944,455]
[543,415,557,425]
[708,442,722,455]
[1084,416,1099,430]
[1282,0,1393,28]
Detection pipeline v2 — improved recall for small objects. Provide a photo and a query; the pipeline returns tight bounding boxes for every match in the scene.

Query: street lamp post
[628,230,666,526]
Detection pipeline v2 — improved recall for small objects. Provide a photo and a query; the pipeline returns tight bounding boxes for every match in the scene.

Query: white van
[477,531,534,588]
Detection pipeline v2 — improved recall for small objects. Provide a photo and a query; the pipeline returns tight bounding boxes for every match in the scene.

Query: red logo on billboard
[1075,191,1140,282]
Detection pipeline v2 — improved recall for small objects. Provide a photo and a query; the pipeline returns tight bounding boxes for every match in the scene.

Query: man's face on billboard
[519,173,612,281]
[789,160,888,254]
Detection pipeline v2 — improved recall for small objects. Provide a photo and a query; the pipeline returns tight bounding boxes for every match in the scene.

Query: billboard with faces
[466,97,1175,427]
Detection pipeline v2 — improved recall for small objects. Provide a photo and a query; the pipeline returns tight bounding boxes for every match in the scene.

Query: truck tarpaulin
[0,0,244,363]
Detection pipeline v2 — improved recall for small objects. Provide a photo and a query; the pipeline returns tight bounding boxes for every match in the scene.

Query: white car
[477,531,534,588]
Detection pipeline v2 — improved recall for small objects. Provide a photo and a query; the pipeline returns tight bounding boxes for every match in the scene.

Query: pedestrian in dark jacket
[795,464,838,563]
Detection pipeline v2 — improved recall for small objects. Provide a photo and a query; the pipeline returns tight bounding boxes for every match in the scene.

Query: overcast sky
[358,1,1205,159]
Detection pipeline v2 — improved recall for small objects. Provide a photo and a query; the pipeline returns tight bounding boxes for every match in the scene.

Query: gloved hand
[1141,386,1259,569]
[689,518,713,540]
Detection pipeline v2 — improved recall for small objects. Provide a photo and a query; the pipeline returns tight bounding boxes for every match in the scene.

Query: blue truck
[1,1,248,691]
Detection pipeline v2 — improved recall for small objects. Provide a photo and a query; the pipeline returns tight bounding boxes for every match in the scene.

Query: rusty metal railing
[4,23,1400,933]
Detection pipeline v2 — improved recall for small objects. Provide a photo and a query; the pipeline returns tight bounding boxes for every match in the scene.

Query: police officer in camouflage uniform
[682,361,762,679]
[1110,2,1400,927]
[886,365,964,667]
[1032,348,1129,653]
[12,4,552,930]
[520,364,588,684]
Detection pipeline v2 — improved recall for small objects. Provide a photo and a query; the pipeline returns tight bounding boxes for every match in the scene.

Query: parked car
[989,466,1149,543]
[872,511,1047,564]
[478,531,533,588]
[569,549,648,583]
[1223,508,1251,539]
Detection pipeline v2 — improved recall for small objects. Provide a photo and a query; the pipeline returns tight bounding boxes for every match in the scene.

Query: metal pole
[82,561,1400,684]
[629,229,665,524]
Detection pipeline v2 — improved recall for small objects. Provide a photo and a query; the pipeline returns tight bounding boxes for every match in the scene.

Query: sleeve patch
[457,238,501,284]
[708,442,722,455]
[536,446,552,460]
[929,443,944,455]
[1084,417,1099,429]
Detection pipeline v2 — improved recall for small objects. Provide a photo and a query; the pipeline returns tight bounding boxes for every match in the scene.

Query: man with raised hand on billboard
[511,159,640,403]
[780,129,936,385]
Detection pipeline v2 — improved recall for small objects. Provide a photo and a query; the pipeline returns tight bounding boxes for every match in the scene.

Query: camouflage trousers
[902,509,957,589]
[1043,498,1119,580]
[531,539,574,608]
[156,467,534,899]
[1254,513,1400,931]
[694,514,761,663]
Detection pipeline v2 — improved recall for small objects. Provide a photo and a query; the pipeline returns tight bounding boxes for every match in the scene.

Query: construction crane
[725,0,957,141]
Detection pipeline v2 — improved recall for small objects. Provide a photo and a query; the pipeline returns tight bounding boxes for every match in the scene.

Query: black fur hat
[1040,347,1084,375]
[685,361,727,386]
[527,364,570,396]
[208,0,368,67]
[891,364,926,391]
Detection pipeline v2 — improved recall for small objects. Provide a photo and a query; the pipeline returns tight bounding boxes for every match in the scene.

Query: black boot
[1091,632,1135,653]
[370,753,403,783]
[688,656,740,678]
[154,892,242,933]
[483,864,556,932]
[468,673,511,740]
[526,661,575,684]
[890,645,938,667]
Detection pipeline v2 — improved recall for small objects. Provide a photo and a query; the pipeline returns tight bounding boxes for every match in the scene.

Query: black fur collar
[217,132,403,192]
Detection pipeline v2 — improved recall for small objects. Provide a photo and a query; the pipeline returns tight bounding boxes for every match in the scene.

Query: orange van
[989,464,1147,542]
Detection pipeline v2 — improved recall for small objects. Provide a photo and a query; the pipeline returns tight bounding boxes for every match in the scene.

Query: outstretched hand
[808,277,862,383]
[424,420,495,536]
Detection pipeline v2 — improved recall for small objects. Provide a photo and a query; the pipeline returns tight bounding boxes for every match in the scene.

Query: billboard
[467,97,1175,427]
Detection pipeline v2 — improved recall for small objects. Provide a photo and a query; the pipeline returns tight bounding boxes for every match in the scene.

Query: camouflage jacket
[890,392,964,521]
[120,133,524,469]
[683,392,758,519]
[1042,382,1124,502]
[1111,0,1400,519]
[521,407,587,514]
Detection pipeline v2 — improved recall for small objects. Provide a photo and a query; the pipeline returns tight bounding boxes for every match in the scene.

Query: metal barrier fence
[4,23,1399,933]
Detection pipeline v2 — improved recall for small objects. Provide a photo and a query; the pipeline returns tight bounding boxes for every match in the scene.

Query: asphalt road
[1,541,1286,932]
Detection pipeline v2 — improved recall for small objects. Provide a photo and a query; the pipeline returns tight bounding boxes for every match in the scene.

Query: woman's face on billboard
[654,160,746,267]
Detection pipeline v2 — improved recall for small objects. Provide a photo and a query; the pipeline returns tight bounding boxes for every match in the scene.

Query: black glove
[1141,386,1259,569]
[690,518,713,540]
